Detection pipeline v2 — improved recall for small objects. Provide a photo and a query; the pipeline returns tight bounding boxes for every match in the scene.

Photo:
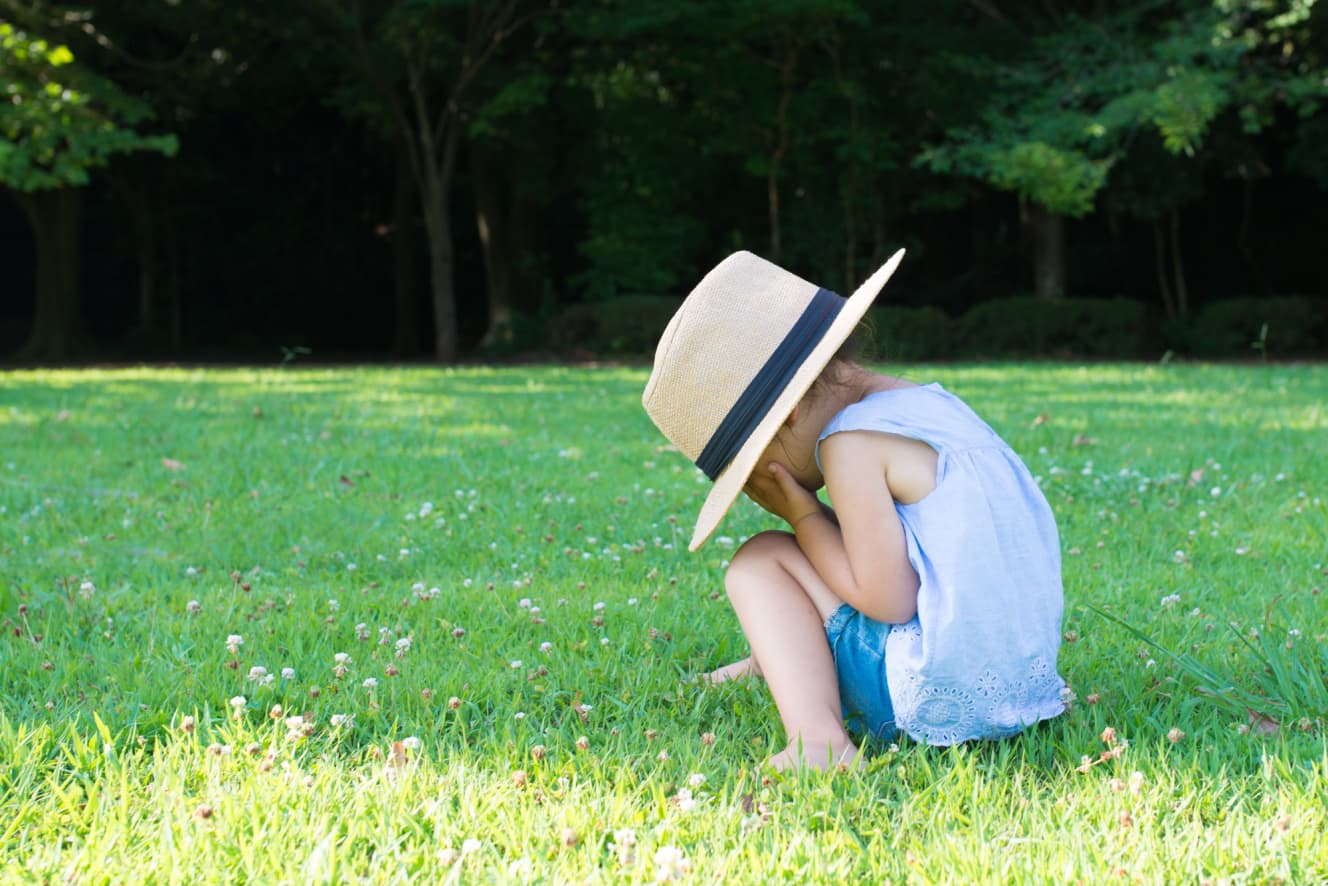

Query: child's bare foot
[697,656,762,684]
[766,736,862,772]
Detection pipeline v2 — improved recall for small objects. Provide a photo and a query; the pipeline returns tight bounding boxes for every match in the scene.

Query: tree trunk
[420,176,458,363]
[1169,209,1188,317]
[164,202,182,352]
[1237,179,1270,298]
[111,165,160,341]
[392,144,420,358]
[767,42,800,264]
[1152,218,1176,321]
[15,187,83,361]
[1028,202,1065,301]
[473,146,513,348]
[136,211,158,336]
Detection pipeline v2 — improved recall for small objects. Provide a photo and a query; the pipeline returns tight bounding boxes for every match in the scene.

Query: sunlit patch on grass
[0,362,1325,881]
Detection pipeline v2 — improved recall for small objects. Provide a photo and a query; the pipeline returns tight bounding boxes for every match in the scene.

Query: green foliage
[957,296,1151,358]
[1189,296,1328,356]
[987,142,1112,218]
[0,16,176,192]
[866,305,955,362]
[551,293,681,355]
[917,2,1328,218]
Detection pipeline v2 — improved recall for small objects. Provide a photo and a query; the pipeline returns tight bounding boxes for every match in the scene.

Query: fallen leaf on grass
[1247,708,1281,735]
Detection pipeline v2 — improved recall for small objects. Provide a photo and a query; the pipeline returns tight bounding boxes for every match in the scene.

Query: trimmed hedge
[956,297,1151,358]
[867,305,956,361]
[551,294,682,356]
[545,293,1325,359]
[1190,297,1328,357]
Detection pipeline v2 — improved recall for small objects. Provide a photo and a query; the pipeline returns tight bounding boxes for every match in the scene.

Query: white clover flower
[186,600,202,615]
[461,839,482,854]
[394,637,412,657]
[653,846,691,882]
[285,715,305,731]
[248,665,268,680]
[687,773,706,788]
[519,598,532,609]
[185,566,198,576]
[329,713,353,728]
[362,677,378,690]
[226,634,244,652]
[539,642,553,654]
[593,601,606,611]
[674,788,697,812]
[1160,594,1180,608]
[327,599,340,611]
[229,696,246,709]
[281,667,296,680]
[510,660,523,669]
[78,581,96,600]
[401,736,422,751]
[355,623,370,641]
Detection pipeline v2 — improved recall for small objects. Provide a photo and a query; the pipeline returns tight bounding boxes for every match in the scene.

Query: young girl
[642,250,1067,770]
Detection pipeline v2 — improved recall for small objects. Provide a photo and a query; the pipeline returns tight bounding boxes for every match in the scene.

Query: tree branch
[968,0,1012,25]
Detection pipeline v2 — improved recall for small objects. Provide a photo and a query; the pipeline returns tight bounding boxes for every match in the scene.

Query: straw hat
[643,248,905,551]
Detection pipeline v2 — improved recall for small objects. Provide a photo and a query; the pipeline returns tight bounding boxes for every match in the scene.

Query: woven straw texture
[643,249,905,549]
[642,253,821,462]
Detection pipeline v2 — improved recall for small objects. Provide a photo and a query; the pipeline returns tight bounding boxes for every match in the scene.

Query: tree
[311,0,553,362]
[0,4,176,360]
[566,0,888,300]
[917,1,1328,307]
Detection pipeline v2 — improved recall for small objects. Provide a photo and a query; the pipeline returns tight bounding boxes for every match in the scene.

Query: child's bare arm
[791,432,919,623]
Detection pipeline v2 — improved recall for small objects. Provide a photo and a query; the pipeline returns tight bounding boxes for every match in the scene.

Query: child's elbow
[874,599,918,625]
[851,583,918,625]
[855,568,918,624]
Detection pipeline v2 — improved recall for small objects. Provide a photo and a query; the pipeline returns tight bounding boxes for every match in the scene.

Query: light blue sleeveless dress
[817,383,1068,745]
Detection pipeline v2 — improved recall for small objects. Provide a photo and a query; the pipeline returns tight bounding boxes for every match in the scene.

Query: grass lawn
[1,362,1325,883]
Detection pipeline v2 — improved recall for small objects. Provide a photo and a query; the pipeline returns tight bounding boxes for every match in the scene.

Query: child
[642,250,1067,770]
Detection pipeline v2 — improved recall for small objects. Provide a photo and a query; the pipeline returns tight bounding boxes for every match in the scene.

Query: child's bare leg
[700,655,762,684]
[723,531,859,771]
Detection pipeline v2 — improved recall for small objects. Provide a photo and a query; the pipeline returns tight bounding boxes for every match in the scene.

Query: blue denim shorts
[824,603,897,741]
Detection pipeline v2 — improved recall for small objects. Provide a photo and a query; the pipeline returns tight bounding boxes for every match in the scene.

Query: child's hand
[744,462,821,528]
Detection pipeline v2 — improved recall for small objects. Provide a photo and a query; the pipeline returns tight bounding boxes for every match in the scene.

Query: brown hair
[805,321,872,405]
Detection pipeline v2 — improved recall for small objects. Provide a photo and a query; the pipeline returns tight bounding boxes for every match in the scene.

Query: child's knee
[725,530,797,595]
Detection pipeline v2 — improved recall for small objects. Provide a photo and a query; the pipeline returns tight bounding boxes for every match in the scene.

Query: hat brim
[687,248,906,551]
